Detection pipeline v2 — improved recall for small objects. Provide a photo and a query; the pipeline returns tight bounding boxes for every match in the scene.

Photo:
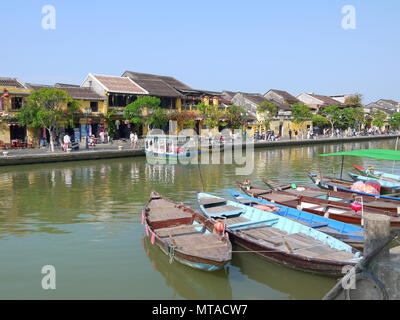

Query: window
[11,97,23,110]
[160,98,176,109]
[90,101,99,112]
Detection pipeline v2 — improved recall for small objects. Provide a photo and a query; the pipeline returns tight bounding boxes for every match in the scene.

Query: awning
[320,149,400,161]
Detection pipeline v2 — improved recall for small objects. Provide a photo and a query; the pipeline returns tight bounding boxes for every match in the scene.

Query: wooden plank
[199,197,227,206]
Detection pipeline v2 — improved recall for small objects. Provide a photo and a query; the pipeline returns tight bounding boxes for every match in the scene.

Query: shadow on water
[142,236,233,300]
[230,244,336,300]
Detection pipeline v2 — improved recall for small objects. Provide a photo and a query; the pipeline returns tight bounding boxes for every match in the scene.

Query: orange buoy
[214,221,225,233]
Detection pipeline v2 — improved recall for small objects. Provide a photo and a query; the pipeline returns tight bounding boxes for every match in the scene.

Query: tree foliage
[147,107,169,129]
[389,113,400,130]
[224,104,248,129]
[197,102,222,129]
[371,110,387,128]
[345,94,363,107]
[257,101,278,131]
[291,103,312,126]
[124,96,161,126]
[312,115,330,128]
[18,88,79,151]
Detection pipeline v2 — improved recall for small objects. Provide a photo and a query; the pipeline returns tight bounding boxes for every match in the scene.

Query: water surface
[0,139,398,299]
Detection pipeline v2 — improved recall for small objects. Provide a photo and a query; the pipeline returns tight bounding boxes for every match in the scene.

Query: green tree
[124,96,161,127]
[312,115,330,129]
[319,105,342,135]
[389,113,400,130]
[371,110,387,129]
[197,102,222,130]
[345,94,363,107]
[146,107,169,129]
[224,104,248,130]
[18,88,79,152]
[257,101,278,139]
[340,107,365,130]
[291,103,312,136]
[105,110,117,140]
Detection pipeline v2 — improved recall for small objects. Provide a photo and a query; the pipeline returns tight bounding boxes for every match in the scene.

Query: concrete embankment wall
[0,135,398,167]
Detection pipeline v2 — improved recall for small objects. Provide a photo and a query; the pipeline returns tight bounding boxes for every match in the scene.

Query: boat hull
[227,230,355,277]
[143,192,232,272]
[307,172,400,202]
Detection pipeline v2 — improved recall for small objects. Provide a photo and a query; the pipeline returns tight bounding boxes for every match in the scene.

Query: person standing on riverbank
[63,133,71,152]
[289,129,292,140]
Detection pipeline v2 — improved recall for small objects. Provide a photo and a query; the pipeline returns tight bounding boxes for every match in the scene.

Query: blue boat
[197,192,362,277]
[227,189,364,248]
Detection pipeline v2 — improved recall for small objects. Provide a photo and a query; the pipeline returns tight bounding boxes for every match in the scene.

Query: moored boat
[197,192,362,277]
[353,165,400,183]
[143,192,232,271]
[228,189,365,248]
[306,171,400,201]
[263,178,400,213]
[238,182,400,227]
[347,172,400,194]
[144,135,203,161]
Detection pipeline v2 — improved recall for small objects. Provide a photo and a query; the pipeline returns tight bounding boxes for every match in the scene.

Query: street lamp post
[84,107,92,150]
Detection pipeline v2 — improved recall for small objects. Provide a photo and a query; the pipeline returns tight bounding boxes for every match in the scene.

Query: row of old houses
[0,70,398,146]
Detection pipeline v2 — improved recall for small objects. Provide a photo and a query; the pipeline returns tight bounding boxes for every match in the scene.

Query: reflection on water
[230,245,335,300]
[142,237,233,300]
[0,139,398,299]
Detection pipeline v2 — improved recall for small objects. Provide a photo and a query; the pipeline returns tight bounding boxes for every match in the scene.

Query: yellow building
[27,83,107,145]
[0,78,33,146]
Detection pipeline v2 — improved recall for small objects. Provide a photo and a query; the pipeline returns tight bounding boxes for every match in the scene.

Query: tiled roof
[28,83,105,100]
[267,89,300,104]
[309,94,344,106]
[133,78,183,98]
[122,71,192,90]
[0,77,28,89]
[243,93,268,106]
[91,74,148,94]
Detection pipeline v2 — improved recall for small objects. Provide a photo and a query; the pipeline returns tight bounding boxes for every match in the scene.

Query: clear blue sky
[1,0,399,103]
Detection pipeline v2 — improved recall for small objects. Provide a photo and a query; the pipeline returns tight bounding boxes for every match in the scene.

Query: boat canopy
[320,149,400,161]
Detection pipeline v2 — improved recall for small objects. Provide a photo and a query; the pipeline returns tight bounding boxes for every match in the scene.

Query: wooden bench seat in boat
[147,206,193,230]
[285,189,328,198]
[156,225,202,238]
[198,197,227,206]
[248,188,271,196]
[260,193,299,203]
[229,218,279,230]
[203,205,244,218]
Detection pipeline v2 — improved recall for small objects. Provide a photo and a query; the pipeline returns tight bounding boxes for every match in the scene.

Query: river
[0,139,398,300]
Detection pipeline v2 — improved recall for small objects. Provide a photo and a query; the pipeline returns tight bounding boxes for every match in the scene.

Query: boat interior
[198,194,360,263]
[146,196,230,260]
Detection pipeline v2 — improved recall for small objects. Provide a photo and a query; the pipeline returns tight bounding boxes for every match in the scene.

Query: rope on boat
[169,245,176,264]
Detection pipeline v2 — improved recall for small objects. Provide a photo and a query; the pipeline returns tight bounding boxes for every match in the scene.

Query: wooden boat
[238,182,400,227]
[228,189,365,248]
[353,165,400,183]
[197,193,362,277]
[306,171,400,201]
[263,179,400,213]
[143,192,232,271]
[348,172,400,194]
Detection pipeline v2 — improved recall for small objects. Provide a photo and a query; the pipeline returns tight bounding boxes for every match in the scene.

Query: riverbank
[0,134,398,167]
